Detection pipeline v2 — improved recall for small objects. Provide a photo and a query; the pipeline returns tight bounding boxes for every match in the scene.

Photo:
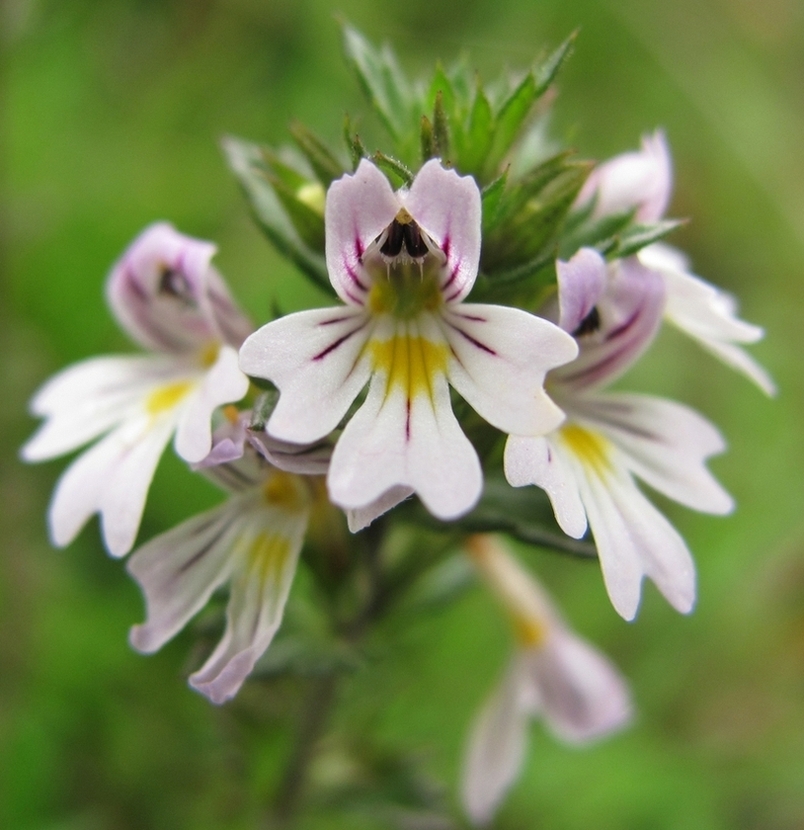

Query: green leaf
[420,114,436,162]
[289,122,346,187]
[604,219,686,258]
[343,114,368,169]
[221,135,332,294]
[432,89,450,161]
[342,24,411,140]
[480,168,509,235]
[559,209,635,260]
[533,30,577,97]
[485,71,537,174]
[372,151,414,187]
[459,82,494,175]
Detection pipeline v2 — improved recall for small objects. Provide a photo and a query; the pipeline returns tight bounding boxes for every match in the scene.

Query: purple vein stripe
[313,327,362,361]
[448,321,497,355]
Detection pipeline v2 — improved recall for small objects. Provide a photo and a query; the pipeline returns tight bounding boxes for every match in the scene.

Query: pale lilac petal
[325,159,400,305]
[328,357,482,520]
[189,507,308,704]
[462,657,531,827]
[526,630,633,744]
[577,130,673,223]
[552,257,665,391]
[346,485,414,533]
[503,435,588,539]
[174,345,249,463]
[204,266,254,348]
[402,159,482,302]
[571,392,734,515]
[247,431,332,476]
[21,355,174,462]
[441,304,577,436]
[640,243,776,395]
[239,307,373,444]
[581,464,696,620]
[107,223,221,351]
[556,248,608,334]
[48,413,176,557]
[127,502,241,652]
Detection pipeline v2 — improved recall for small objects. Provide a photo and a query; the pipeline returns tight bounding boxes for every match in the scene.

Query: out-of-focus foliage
[2,0,803,828]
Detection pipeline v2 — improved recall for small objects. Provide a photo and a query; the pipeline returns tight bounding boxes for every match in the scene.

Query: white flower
[21,223,251,557]
[505,248,734,620]
[462,535,632,826]
[240,159,577,522]
[127,413,318,704]
[577,130,774,395]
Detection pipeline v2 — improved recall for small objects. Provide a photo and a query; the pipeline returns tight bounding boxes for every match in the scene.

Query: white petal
[48,413,176,557]
[127,502,241,652]
[526,630,633,744]
[174,345,249,463]
[328,358,482,520]
[571,392,734,515]
[503,435,588,539]
[239,307,373,444]
[189,506,307,704]
[641,243,776,395]
[577,130,673,223]
[580,464,696,620]
[402,159,482,303]
[461,656,531,827]
[346,485,414,533]
[441,304,577,436]
[325,159,400,305]
[21,354,176,461]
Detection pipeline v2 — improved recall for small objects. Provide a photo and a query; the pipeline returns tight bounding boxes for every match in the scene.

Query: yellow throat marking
[247,531,291,584]
[560,424,612,477]
[145,381,193,415]
[370,334,449,402]
[262,470,309,513]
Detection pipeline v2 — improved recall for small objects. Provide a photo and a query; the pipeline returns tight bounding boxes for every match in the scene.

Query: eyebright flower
[462,535,632,825]
[578,130,774,395]
[127,412,320,704]
[240,159,578,522]
[21,223,252,557]
[504,248,734,620]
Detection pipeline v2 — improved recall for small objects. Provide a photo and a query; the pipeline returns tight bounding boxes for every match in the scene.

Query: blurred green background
[2,0,803,827]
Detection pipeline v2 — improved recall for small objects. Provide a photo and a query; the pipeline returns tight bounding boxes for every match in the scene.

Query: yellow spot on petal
[248,531,291,583]
[559,424,612,477]
[370,334,449,402]
[145,381,193,415]
[262,470,309,512]
[222,405,240,424]
[198,342,220,368]
[512,613,547,648]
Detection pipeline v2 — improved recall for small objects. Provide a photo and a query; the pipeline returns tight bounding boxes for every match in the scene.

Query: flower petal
[239,307,373,444]
[640,243,776,395]
[106,223,229,352]
[441,304,576,436]
[461,656,531,827]
[345,485,414,533]
[526,629,633,744]
[577,130,673,223]
[503,435,588,539]
[328,344,482,520]
[402,159,482,302]
[325,159,400,305]
[189,506,308,704]
[174,345,249,463]
[556,247,608,334]
[552,256,665,391]
[127,502,241,652]
[580,461,697,620]
[571,391,734,515]
[21,354,175,462]
[49,413,176,557]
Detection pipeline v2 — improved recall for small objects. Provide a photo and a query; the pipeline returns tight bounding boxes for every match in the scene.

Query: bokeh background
[2,0,803,827]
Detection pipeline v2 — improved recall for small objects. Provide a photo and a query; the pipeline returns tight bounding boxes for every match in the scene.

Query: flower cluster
[22,29,772,825]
